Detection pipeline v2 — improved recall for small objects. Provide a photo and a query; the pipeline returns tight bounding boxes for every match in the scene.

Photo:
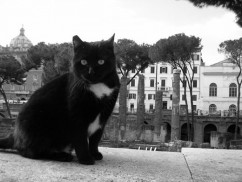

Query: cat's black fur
[0,35,120,165]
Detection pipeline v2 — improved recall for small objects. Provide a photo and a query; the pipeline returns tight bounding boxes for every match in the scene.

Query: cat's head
[71,35,116,84]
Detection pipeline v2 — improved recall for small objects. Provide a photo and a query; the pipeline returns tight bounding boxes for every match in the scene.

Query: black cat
[0,35,120,165]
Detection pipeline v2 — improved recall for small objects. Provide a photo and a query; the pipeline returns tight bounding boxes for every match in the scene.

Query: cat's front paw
[92,151,103,160]
[78,155,95,165]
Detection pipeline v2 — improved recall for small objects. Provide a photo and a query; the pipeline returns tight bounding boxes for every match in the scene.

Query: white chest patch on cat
[89,83,114,99]
[88,114,101,137]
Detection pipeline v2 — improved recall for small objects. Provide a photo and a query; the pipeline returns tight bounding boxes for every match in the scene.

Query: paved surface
[0,147,241,182]
[182,148,242,182]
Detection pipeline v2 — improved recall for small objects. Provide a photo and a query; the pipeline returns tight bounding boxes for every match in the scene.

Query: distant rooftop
[210,58,235,67]
[9,26,32,52]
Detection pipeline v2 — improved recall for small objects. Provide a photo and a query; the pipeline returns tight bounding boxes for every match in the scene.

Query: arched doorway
[164,122,171,142]
[181,123,193,141]
[227,124,240,136]
[203,124,217,143]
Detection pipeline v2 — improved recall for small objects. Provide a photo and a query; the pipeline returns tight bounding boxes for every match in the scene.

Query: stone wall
[104,112,242,144]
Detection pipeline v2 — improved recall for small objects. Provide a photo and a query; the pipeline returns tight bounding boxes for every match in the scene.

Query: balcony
[158,87,172,91]
[127,108,155,114]
[197,110,240,117]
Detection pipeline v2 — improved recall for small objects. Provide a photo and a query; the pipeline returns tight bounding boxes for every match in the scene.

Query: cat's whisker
[69,80,79,95]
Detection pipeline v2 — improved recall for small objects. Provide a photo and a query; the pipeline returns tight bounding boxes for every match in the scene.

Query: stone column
[159,123,167,143]
[193,120,203,144]
[171,69,181,141]
[218,120,227,134]
[136,74,145,140]
[119,76,127,140]
[153,90,163,142]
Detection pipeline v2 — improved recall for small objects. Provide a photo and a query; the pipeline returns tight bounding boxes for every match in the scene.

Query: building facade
[2,68,42,101]
[199,58,242,116]
[126,52,203,113]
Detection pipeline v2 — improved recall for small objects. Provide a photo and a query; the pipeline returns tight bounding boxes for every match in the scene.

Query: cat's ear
[107,34,115,44]
[104,34,115,49]
[73,35,83,49]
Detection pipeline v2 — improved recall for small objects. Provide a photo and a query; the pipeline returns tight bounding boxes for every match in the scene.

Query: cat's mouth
[81,75,92,84]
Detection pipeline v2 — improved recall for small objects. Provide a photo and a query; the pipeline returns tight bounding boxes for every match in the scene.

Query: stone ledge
[0,147,191,182]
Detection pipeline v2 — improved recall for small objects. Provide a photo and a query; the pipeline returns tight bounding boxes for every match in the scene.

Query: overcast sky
[0,0,241,65]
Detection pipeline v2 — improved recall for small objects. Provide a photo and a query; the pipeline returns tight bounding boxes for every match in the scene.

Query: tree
[22,42,73,85]
[25,42,57,67]
[187,0,242,27]
[115,39,151,84]
[41,60,59,84]
[219,38,242,139]
[153,33,202,141]
[55,43,73,75]
[0,55,28,118]
[21,42,57,84]
[115,39,152,140]
[41,43,73,84]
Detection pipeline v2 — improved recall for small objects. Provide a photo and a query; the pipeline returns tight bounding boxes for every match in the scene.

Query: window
[229,83,237,97]
[182,95,186,101]
[193,80,197,88]
[150,79,155,87]
[209,104,217,114]
[192,95,197,101]
[161,79,166,87]
[193,105,197,111]
[130,103,134,112]
[160,67,167,73]
[163,101,167,109]
[180,105,186,110]
[229,104,236,116]
[128,93,136,99]
[149,104,154,111]
[131,79,135,87]
[180,105,187,113]
[150,67,155,73]
[209,83,217,97]
[131,69,135,73]
[171,67,173,74]
[192,54,199,60]
[182,80,187,88]
[193,67,197,74]
[148,94,152,100]
[153,94,156,100]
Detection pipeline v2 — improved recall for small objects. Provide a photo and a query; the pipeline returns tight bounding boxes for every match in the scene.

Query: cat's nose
[88,67,93,74]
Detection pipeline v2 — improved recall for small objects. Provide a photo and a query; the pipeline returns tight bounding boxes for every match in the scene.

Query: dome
[10,27,33,52]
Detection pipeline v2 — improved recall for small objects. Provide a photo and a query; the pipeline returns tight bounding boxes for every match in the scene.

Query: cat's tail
[0,134,14,149]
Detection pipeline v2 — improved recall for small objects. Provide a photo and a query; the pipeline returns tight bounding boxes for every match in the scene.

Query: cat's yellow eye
[81,60,87,65]
[98,60,105,65]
